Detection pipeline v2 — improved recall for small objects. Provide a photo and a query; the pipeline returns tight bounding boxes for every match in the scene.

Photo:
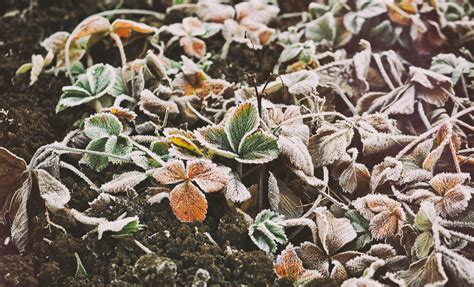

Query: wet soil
[0,1,277,286]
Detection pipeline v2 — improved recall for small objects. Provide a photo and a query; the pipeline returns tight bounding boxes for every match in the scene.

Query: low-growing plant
[5,1,474,285]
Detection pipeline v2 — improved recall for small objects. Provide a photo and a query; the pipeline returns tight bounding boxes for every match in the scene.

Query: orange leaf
[73,16,111,41]
[387,4,412,26]
[153,160,186,185]
[186,160,229,193]
[170,181,207,223]
[180,36,206,59]
[275,244,305,281]
[111,19,156,39]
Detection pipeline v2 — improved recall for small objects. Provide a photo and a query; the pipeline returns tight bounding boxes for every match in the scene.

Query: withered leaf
[314,208,357,255]
[309,122,353,167]
[268,172,303,219]
[36,169,70,213]
[275,244,305,281]
[0,148,27,224]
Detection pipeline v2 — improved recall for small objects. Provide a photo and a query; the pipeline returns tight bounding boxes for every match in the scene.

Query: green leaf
[415,231,433,258]
[16,63,33,75]
[249,210,287,254]
[279,44,304,63]
[368,20,400,47]
[346,210,372,250]
[237,131,279,164]
[84,113,123,139]
[74,252,87,277]
[305,12,336,43]
[104,136,133,164]
[195,125,237,158]
[82,138,109,171]
[56,64,118,112]
[224,102,259,151]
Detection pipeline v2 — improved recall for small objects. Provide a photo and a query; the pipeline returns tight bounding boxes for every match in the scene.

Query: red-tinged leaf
[111,19,155,39]
[73,16,111,41]
[153,160,186,185]
[275,244,305,281]
[169,181,207,223]
[180,36,206,59]
[186,160,229,193]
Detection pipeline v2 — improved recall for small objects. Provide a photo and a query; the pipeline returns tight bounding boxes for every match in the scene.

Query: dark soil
[0,1,277,286]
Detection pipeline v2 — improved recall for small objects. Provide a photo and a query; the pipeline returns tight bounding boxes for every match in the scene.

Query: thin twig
[395,106,474,159]
[60,161,100,192]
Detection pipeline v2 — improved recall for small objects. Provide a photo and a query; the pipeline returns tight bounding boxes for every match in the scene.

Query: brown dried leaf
[36,169,70,212]
[370,157,402,192]
[73,16,111,42]
[315,208,357,255]
[9,173,33,253]
[278,136,314,176]
[390,253,448,287]
[268,172,303,219]
[309,122,353,167]
[353,194,405,239]
[339,162,370,194]
[295,242,329,276]
[409,67,453,107]
[0,148,27,224]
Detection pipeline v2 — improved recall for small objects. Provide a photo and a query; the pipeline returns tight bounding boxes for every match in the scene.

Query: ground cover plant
[1,0,474,286]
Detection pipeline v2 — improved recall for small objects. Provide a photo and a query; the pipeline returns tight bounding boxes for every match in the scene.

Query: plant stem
[110,32,127,67]
[60,161,100,192]
[258,164,268,211]
[131,140,166,166]
[278,111,355,127]
[395,106,474,159]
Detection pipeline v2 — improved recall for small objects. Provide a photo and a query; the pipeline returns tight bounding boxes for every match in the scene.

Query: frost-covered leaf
[409,67,453,107]
[139,89,179,121]
[9,173,33,253]
[153,160,186,185]
[100,171,148,193]
[104,136,133,164]
[341,277,384,287]
[56,64,118,112]
[0,148,27,224]
[309,122,353,167]
[345,210,372,250]
[195,125,237,158]
[370,157,402,191]
[390,253,448,287]
[97,216,142,239]
[268,172,303,219]
[307,11,351,48]
[73,16,110,41]
[186,160,229,193]
[429,173,472,217]
[278,136,314,176]
[267,105,309,143]
[443,250,474,287]
[36,169,70,212]
[275,244,305,281]
[359,129,414,156]
[249,209,287,254]
[110,19,156,39]
[170,181,207,223]
[224,172,251,203]
[280,70,319,96]
[415,231,433,258]
[81,138,108,171]
[225,102,259,151]
[84,112,123,139]
[315,208,356,255]
[237,131,279,164]
[430,53,472,85]
[353,194,405,240]
[295,241,329,276]
[339,161,370,194]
